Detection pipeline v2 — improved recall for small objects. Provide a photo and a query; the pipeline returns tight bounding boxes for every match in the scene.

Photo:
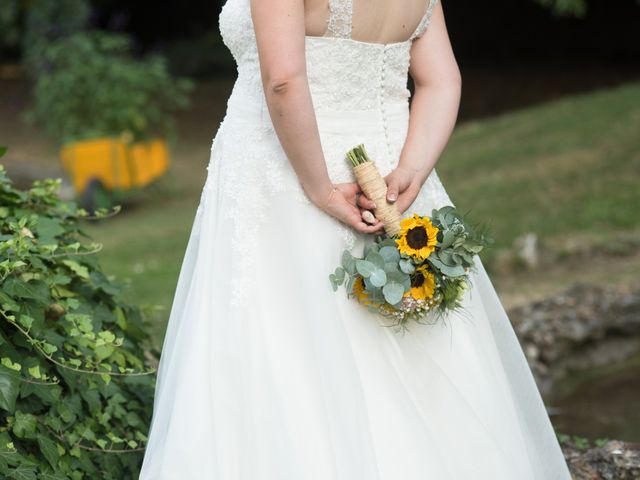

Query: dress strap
[324,0,353,39]
[409,0,439,41]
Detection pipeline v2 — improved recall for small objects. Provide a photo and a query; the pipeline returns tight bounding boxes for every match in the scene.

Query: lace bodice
[220,0,438,113]
[205,0,452,307]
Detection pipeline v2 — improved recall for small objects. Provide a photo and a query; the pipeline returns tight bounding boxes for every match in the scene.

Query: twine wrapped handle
[347,144,402,237]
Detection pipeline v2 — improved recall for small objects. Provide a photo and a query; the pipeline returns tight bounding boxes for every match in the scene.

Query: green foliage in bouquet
[0,147,157,478]
[24,30,194,145]
[427,206,492,278]
[330,206,494,331]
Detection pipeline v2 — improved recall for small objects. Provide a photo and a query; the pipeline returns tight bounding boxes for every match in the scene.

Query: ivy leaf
[8,464,37,480]
[37,435,60,469]
[19,382,62,405]
[3,278,50,305]
[34,217,65,245]
[27,365,41,379]
[39,473,70,480]
[94,345,114,361]
[18,315,34,330]
[12,411,38,439]
[61,260,89,279]
[0,366,20,413]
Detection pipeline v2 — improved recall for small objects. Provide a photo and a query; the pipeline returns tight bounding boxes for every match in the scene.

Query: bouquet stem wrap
[349,145,402,237]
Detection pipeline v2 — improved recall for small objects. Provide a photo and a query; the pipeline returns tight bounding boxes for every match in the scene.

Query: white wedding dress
[139,0,572,478]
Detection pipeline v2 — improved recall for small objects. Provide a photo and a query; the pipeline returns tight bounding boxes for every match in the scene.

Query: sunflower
[403,264,436,300]
[395,214,439,261]
[352,275,372,304]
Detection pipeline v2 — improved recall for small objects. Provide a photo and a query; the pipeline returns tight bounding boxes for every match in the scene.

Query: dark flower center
[406,226,428,249]
[411,271,425,288]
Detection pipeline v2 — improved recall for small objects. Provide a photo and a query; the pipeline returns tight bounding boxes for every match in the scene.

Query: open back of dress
[305,0,438,44]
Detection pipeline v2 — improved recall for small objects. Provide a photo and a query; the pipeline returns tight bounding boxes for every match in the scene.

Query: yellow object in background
[60,138,169,194]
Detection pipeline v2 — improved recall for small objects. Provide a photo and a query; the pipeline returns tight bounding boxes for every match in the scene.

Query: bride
[139,0,572,478]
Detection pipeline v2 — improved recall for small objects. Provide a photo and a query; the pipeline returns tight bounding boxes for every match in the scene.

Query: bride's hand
[319,182,386,234]
[383,165,426,215]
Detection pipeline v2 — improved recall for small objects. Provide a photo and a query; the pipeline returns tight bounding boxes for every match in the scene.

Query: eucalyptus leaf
[466,244,484,253]
[399,258,416,274]
[384,262,400,274]
[440,230,455,248]
[341,250,356,274]
[436,250,456,267]
[334,267,345,283]
[355,259,376,277]
[378,246,400,263]
[328,274,339,291]
[364,251,385,269]
[369,269,387,288]
[429,257,466,277]
[345,275,356,295]
[377,238,397,248]
[382,281,405,305]
[363,243,379,257]
[368,288,386,304]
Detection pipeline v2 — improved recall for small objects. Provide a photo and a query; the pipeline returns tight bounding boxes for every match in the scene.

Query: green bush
[0,147,158,479]
[21,0,90,75]
[25,30,194,145]
[534,0,587,17]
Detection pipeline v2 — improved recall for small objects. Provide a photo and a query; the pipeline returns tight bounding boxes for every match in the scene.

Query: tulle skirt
[138,103,572,479]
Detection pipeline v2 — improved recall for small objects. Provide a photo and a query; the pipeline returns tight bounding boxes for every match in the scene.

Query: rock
[490,232,541,274]
[562,440,640,480]
[507,283,640,394]
[506,283,640,476]
[513,232,539,268]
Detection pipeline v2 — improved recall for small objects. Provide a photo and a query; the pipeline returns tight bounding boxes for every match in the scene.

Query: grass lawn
[77,81,640,347]
[437,81,640,249]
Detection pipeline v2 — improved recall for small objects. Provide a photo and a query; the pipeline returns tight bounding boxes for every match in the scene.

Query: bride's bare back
[304,0,434,44]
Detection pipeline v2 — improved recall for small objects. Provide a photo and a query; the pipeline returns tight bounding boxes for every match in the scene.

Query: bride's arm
[385,1,462,213]
[250,0,383,233]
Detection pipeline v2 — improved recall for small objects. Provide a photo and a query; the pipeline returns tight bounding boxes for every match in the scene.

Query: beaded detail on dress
[325,0,353,39]
[410,0,439,40]
[211,0,448,307]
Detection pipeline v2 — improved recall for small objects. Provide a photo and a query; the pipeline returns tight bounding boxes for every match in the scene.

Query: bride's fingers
[353,220,385,234]
[356,193,376,210]
[361,209,376,224]
[344,208,383,234]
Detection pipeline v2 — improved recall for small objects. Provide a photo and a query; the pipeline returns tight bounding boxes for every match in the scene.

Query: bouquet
[329,144,494,331]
